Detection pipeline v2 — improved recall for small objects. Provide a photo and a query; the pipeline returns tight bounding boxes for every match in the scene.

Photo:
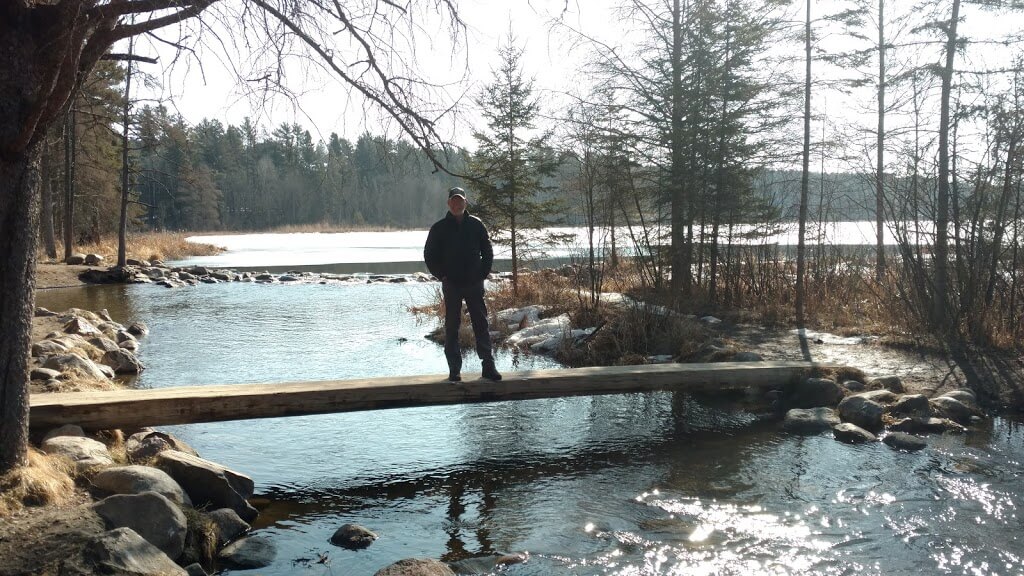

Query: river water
[34,229,1023,575]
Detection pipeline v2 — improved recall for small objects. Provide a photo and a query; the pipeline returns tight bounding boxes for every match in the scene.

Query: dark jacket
[424,210,494,284]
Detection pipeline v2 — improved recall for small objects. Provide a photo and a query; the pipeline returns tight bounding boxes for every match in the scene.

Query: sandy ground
[35,263,94,291]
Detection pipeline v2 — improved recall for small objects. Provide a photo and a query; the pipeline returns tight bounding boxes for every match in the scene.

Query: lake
[34,228,1023,575]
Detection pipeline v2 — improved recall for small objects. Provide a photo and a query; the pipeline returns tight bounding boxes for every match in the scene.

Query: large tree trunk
[118,48,133,268]
[0,147,42,474]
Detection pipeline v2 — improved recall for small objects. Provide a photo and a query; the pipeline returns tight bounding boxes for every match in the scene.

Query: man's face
[448,195,467,216]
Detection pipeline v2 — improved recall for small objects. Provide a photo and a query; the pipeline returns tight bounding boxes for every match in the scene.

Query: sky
[127,0,1024,165]
[132,0,620,147]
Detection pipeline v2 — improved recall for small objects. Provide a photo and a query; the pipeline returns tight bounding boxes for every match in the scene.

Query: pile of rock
[38,425,266,575]
[30,308,147,392]
[80,262,435,288]
[779,374,983,451]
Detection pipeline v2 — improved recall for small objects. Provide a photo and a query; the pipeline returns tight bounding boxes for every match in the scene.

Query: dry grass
[39,231,224,264]
[235,222,402,234]
[33,374,122,394]
[0,449,76,517]
[180,506,218,568]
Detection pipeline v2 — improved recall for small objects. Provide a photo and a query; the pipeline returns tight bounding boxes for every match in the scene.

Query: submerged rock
[218,536,276,569]
[374,558,455,576]
[330,523,378,549]
[883,432,927,451]
[832,422,876,443]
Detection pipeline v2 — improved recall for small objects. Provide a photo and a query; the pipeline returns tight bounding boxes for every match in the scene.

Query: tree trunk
[63,107,76,262]
[934,0,961,330]
[0,145,42,474]
[669,0,690,302]
[875,0,886,282]
[118,48,134,268]
[796,0,812,321]
[41,139,58,259]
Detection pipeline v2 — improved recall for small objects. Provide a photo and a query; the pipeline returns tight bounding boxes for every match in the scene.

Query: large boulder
[84,254,105,266]
[66,253,86,265]
[93,492,187,560]
[41,436,114,472]
[101,349,145,374]
[330,523,378,549]
[128,322,150,337]
[788,378,844,408]
[42,354,108,381]
[88,337,122,354]
[155,450,258,522]
[374,559,455,576]
[92,466,191,507]
[837,395,885,431]
[783,407,840,434]
[218,536,276,569]
[86,528,187,576]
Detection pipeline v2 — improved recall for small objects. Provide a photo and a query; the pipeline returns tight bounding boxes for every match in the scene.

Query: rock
[119,338,140,352]
[255,273,275,281]
[42,424,85,442]
[98,309,114,322]
[177,271,195,281]
[43,354,109,381]
[788,377,844,408]
[374,558,455,576]
[31,366,62,380]
[783,407,840,434]
[942,389,976,404]
[890,394,930,416]
[866,375,904,393]
[31,340,69,357]
[183,563,208,576]
[218,536,276,569]
[854,389,898,404]
[101,348,145,374]
[84,254,105,265]
[279,275,299,282]
[841,380,865,392]
[126,258,150,267]
[64,317,103,338]
[93,492,187,560]
[97,363,117,379]
[832,422,877,443]
[210,272,233,282]
[35,306,59,317]
[124,322,149,337]
[92,466,191,507]
[155,450,258,522]
[98,321,127,334]
[116,330,139,345]
[496,552,529,566]
[733,351,763,362]
[883,432,927,451]
[41,435,114,472]
[87,527,187,575]
[189,266,210,276]
[146,268,166,279]
[330,523,378,549]
[206,508,250,546]
[889,417,966,435]
[495,305,546,326]
[88,337,122,353]
[930,397,972,425]
[700,316,722,324]
[837,395,885,431]
[66,253,86,265]
[125,431,198,462]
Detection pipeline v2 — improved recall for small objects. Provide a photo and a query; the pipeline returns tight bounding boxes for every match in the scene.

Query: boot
[481,360,502,381]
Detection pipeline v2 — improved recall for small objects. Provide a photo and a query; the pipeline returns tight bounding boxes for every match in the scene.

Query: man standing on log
[424,187,502,382]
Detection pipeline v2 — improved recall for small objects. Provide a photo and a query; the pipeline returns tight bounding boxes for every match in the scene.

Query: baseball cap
[448,187,467,201]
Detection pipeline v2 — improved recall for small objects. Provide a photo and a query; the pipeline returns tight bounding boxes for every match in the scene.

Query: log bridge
[29,361,836,430]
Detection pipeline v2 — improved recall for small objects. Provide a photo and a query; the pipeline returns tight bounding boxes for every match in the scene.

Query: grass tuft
[0,449,76,517]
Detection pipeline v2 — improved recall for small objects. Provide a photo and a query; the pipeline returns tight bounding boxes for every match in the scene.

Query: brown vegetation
[0,449,77,517]
[37,231,224,265]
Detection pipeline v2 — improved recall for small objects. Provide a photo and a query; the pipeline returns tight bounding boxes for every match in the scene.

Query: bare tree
[0,0,465,475]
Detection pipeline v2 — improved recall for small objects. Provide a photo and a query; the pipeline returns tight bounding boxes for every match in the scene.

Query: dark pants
[442,279,494,374]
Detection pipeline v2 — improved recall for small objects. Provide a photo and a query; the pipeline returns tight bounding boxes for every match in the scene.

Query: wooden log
[29,361,836,430]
